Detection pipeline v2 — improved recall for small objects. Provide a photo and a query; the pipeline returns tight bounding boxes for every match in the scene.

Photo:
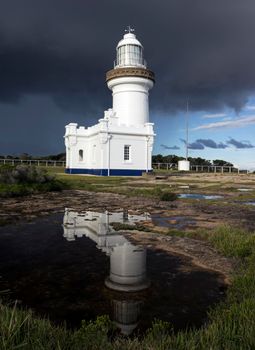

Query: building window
[79,149,83,161]
[124,145,131,161]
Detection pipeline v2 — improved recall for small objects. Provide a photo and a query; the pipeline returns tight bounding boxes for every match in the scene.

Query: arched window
[79,149,83,161]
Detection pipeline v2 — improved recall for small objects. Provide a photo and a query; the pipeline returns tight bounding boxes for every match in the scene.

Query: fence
[0,159,66,167]
[152,163,177,170]
[0,159,248,174]
[190,165,242,173]
[152,163,248,174]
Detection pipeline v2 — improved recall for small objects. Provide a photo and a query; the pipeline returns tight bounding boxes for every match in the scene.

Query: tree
[19,153,32,160]
[152,154,164,163]
[213,159,233,167]
[188,157,211,166]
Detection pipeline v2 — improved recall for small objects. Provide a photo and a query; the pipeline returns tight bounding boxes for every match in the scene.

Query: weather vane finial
[125,25,135,34]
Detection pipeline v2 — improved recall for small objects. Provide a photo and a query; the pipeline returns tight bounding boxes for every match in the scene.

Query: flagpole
[186,99,189,161]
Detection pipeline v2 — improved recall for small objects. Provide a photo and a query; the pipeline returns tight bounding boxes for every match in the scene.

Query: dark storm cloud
[196,139,228,149]
[160,144,180,150]
[181,137,254,150]
[180,139,204,150]
[227,138,255,149]
[1,0,255,114]
[187,142,205,150]
[1,0,255,154]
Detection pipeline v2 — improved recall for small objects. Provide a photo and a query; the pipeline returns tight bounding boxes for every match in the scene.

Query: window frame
[123,145,131,163]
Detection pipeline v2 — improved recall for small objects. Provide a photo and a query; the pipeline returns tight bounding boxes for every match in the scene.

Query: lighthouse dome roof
[117,33,143,49]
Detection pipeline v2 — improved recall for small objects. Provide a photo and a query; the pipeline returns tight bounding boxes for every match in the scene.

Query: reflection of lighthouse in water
[112,299,143,336]
[63,208,151,334]
[105,243,149,292]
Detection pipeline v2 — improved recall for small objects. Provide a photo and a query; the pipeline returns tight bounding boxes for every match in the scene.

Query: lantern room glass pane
[116,44,144,67]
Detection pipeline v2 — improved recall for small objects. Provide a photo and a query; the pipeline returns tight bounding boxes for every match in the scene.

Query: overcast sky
[0,0,255,168]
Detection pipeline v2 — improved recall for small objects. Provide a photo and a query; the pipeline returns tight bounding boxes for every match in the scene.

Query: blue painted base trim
[65,168,152,176]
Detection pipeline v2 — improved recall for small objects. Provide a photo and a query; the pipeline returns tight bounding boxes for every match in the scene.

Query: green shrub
[160,192,178,201]
[0,165,54,185]
[73,315,115,350]
[0,165,65,197]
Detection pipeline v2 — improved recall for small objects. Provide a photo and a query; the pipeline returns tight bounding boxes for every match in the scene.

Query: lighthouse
[64,28,155,176]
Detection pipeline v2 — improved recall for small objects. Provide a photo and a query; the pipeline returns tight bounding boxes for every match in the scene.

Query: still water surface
[0,210,226,335]
[178,194,223,200]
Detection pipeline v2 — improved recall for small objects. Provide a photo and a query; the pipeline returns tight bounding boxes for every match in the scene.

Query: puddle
[0,210,226,335]
[244,202,255,206]
[151,215,196,229]
[179,194,223,200]
[238,188,253,192]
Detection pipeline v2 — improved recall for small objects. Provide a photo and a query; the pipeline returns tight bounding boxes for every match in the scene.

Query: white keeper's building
[64,28,155,176]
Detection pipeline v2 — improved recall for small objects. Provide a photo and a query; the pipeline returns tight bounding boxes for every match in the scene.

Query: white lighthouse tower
[64,28,155,176]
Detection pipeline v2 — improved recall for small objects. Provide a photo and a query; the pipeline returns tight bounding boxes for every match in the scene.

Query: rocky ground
[1,187,253,280]
[0,173,254,281]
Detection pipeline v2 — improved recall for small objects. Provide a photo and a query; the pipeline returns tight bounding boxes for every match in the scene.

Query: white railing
[0,159,66,167]
[152,163,177,170]
[152,163,248,174]
[190,165,242,173]
[0,159,249,174]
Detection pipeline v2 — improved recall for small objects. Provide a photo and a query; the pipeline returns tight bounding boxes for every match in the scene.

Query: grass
[166,225,255,257]
[54,172,180,200]
[0,182,64,198]
[1,225,255,349]
[208,226,255,258]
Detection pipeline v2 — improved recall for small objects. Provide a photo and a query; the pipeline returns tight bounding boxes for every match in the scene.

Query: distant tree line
[0,153,66,161]
[0,152,234,167]
[152,154,233,167]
